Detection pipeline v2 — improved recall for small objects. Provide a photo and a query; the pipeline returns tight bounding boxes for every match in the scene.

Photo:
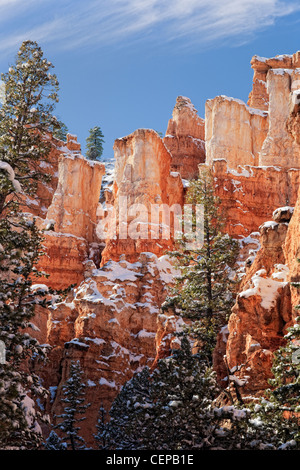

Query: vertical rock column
[100,129,184,265]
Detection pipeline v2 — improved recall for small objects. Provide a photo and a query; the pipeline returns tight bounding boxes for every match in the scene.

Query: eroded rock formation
[23,50,300,445]
[101,128,184,265]
[163,96,205,180]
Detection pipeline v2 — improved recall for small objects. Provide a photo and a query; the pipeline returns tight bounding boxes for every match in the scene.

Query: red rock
[163,96,205,179]
[100,129,184,265]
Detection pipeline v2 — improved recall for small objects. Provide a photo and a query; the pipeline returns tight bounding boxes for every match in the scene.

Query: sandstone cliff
[24,51,300,445]
[163,96,205,180]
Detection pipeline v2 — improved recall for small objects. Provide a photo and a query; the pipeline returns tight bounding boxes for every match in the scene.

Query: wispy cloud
[0,0,298,55]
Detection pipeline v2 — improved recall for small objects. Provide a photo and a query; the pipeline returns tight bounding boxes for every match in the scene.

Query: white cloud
[0,0,298,54]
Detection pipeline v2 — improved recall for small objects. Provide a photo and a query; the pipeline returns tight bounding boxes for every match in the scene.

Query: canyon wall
[23,51,300,445]
[163,96,205,180]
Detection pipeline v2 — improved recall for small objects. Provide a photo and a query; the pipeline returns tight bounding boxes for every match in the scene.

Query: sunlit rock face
[43,252,176,447]
[205,95,268,168]
[248,51,300,110]
[36,137,105,290]
[205,52,300,241]
[223,214,293,394]
[163,96,205,180]
[24,51,300,445]
[284,187,300,310]
[100,128,184,265]
[208,51,300,395]
[210,160,300,238]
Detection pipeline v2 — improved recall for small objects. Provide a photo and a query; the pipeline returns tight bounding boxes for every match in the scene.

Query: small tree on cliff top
[163,167,239,364]
[86,126,104,161]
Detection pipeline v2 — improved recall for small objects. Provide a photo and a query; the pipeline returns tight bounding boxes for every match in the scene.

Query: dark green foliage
[0,41,59,214]
[163,167,239,364]
[86,126,104,161]
[0,207,54,448]
[0,40,60,449]
[96,337,282,450]
[54,360,90,450]
[96,337,220,450]
[51,119,68,141]
[44,430,67,450]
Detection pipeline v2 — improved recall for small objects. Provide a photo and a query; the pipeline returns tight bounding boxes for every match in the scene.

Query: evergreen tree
[0,40,59,215]
[54,360,90,450]
[0,209,53,448]
[95,403,108,449]
[0,41,63,449]
[86,126,104,161]
[44,430,67,450]
[250,320,300,448]
[96,337,223,450]
[163,167,239,364]
[51,119,68,141]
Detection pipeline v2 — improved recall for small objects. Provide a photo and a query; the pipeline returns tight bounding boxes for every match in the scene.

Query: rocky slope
[25,51,300,445]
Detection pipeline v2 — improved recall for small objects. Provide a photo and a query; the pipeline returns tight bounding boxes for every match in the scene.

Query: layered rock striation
[23,51,300,444]
[163,96,205,180]
[100,128,184,265]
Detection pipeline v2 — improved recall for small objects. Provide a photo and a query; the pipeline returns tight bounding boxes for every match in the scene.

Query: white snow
[227,166,254,178]
[87,380,96,387]
[271,264,289,282]
[271,68,293,76]
[259,220,279,230]
[272,206,294,219]
[31,284,49,293]
[136,329,156,339]
[0,161,22,193]
[99,377,116,388]
[239,269,288,309]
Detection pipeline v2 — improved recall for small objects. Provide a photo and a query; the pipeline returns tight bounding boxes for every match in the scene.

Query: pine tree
[54,360,90,450]
[44,430,67,450]
[0,211,54,449]
[0,40,59,215]
[163,167,239,364]
[97,336,223,450]
[0,41,61,449]
[95,403,108,449]
[51,119,68,141]
[86,126,104,161]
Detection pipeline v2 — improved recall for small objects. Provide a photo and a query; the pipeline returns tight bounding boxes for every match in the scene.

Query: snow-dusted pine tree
[0,209,53,448]
[163,167,239,364]
[96,336,222,450]
[54,360,90,450]
[0,40,61,449]
[44,430,67,450]
[0,40,59,215]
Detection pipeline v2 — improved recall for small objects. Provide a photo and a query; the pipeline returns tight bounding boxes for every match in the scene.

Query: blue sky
[0,0,300,159]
